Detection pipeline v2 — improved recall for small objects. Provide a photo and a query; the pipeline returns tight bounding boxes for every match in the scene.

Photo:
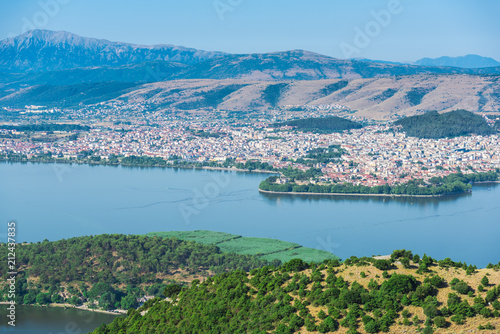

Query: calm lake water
[1,162,500,268]
[0,305,119,333]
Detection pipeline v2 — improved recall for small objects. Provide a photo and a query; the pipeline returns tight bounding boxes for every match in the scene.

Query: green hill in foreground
[92,250,500,334]
[0,234,273,308]
[145,231,340,263]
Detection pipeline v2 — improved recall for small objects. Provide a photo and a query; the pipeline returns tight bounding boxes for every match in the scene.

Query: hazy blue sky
[1,0,499,62]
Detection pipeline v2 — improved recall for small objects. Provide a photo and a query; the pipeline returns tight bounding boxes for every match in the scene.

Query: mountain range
[415,54,500,69]
[1,30,500,82]
[360,55,500,69]
[0,30,499,119]
[0,29,225,72]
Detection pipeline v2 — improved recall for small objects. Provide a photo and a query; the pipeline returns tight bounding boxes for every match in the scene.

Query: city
[1,109,499,188]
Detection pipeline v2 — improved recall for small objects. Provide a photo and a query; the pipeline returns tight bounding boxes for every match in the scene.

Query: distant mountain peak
[0,30,226,72]
[415,54,500,69]
[12,29,172,49]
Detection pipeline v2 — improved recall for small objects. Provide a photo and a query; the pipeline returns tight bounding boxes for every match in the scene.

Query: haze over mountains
[2,30,500,79]
[415,54,500,69]
[0,30,499,119]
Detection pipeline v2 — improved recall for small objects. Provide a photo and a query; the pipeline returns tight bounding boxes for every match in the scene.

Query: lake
[0,305,119,333]
[1,162,500,268]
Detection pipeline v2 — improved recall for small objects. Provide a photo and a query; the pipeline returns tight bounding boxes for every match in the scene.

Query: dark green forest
[0,82,140,108]
[272,116,363,134]
[0,235,272,310]
[0,123,90,132]
[319,80,349,97]
[262,83,289,107]
[405,87,435,106]
[92,250,500,334]
[370,88,398,102]
[394,110,497,139]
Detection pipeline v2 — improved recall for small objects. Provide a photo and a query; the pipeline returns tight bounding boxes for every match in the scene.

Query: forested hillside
[394,110,497,139]
[259,171,499,197]
[0,234,272,310]
[92,250,500,334]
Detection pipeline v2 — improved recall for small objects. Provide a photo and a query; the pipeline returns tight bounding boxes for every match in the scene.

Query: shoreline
[2,159,496,197]
[0,159,279,175]
[0,301,125,315]
[201,166,277,174]
[472,180,500,184]
[258,188,462,198]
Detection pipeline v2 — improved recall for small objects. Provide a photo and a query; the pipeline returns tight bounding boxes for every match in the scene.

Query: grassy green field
[216,237,300,255]
[145,230,340,263]
[146,230,240,245]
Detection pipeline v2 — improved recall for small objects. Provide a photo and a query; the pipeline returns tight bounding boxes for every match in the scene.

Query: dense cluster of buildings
[1,119,499,186]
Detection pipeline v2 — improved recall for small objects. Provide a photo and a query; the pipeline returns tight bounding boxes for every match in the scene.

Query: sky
[1,0,499,62]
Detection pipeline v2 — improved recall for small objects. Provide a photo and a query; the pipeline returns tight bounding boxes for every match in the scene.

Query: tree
[121,294,138,310]
[69,296,82,306]
[481,275,489,286]
[433,316,446,328]
[282,258,309,272]
[365,320,379,333]
[480,307,492,318]
[423,304,440,318]
[275,323,292,334]
[98,292,117,310]
[163,284,183,299]
[380,274,418,295]
[23,291,37,305]
[451,315,464,325]
[318,317,338,333]
[36,292,51,305]
[451,281,470,295]
[466,264,475,275]
[374,259,392,271]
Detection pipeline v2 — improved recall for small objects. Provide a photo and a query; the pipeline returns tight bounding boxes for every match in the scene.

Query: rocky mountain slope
[2,30,500,81]
[112,75,500,120]
[3,75,498,121]
[0,30,225,72]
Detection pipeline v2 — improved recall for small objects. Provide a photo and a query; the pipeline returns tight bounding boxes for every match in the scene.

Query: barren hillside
[114,75,500,120]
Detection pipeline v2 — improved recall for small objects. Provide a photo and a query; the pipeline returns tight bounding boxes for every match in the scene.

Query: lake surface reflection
[1,162,499,267]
